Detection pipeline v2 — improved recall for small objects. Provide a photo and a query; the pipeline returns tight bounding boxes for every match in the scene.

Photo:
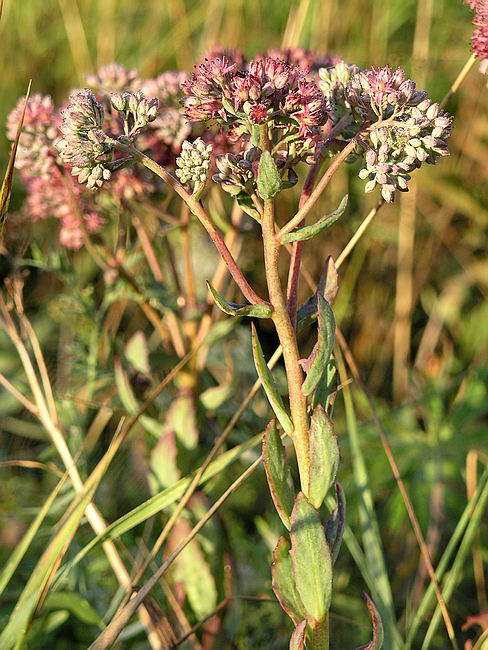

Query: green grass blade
[420,471,488,649]
[0,472,68,597]
[53,433,262,587]
[0,80,31,231]
[0,445,111,650]
[405,467,488,648]
[341,376,402,649]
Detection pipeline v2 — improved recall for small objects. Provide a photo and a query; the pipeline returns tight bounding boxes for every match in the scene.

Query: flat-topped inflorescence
[181,55,329,146]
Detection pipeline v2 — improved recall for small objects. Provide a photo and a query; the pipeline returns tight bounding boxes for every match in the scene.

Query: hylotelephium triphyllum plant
[9,50,452,649]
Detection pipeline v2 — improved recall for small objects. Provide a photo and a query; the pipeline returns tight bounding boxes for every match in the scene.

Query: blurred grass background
[1,0,488,648]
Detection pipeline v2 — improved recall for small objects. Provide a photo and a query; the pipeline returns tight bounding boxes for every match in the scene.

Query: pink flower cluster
[5,64,199,249]
[181,55,329,142]
[464,0,488,61]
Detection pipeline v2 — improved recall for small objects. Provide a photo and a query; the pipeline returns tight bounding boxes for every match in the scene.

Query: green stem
[261,197,310,493]
[311,615,330,650]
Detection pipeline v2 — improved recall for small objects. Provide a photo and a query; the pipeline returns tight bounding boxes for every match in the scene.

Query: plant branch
[110,139,267,306]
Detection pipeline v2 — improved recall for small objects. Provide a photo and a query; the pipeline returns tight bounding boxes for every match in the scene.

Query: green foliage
[257,150,282,200]
[281,195,348,243]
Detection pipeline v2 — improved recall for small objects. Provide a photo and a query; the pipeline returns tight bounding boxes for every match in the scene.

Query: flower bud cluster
[6,94,59,178]
[358,99,452,202]
[110,91,159,137]
[346,66,427,120]
[175,138,212,192]
[318,60,360,125]
[181,56,329,156]
[56,89,115,190]
[212,147,261,196]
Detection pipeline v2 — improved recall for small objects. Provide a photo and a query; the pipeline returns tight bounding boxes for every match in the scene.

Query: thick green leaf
[324,482,346,565]
[281,195,348,243]
[289,620,307,650]
[289,493,332,622]
[53,434,262,587]
[271,536,306,625]
[356,594,384,650]
[124,331,150,374]
[262,420,295,529]
[308,405,339,509]
[0,81,31,231]
[207,282,272,318]
[171,520,217,620]
[251,324,294,434]
[302,294,336,396]
[257,150,282,200]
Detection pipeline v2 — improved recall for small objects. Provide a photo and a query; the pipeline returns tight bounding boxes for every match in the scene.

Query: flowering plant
[5,31,477,648]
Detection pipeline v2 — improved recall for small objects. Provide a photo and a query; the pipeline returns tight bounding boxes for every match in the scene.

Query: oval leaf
[208,282,272,318]
[257,150,282,200]
[263,420,295,529]
[289,620,307,650]
[271,536,307,625]
[308,405,339,509]
[302,293,336,396]
[281,195,348,243]
[251,323,294,434]
[290,493,333,622]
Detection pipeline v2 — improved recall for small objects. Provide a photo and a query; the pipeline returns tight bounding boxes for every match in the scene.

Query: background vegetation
[0,0,487,648]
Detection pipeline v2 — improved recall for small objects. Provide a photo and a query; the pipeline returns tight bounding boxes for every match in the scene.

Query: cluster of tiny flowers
[358,98,452,202]
[110,91,159,137]
[57,89,115,190]
[465,1,488,77]
[6,94,106,249]
[175,138,212,192]
[318,60,360,127]
[85,63,141,93]
[345,66,427,120]
[141,72,191,151]
[181,55,329,145]
[6,94,59,178]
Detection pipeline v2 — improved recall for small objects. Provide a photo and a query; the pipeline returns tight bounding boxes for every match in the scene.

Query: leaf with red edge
[263,420,295,530]
[289,620,307,650]
[355,593,384,649]
[271,536,307,625]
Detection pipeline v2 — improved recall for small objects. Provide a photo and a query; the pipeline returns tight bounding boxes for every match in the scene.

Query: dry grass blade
[0,80,31,231]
